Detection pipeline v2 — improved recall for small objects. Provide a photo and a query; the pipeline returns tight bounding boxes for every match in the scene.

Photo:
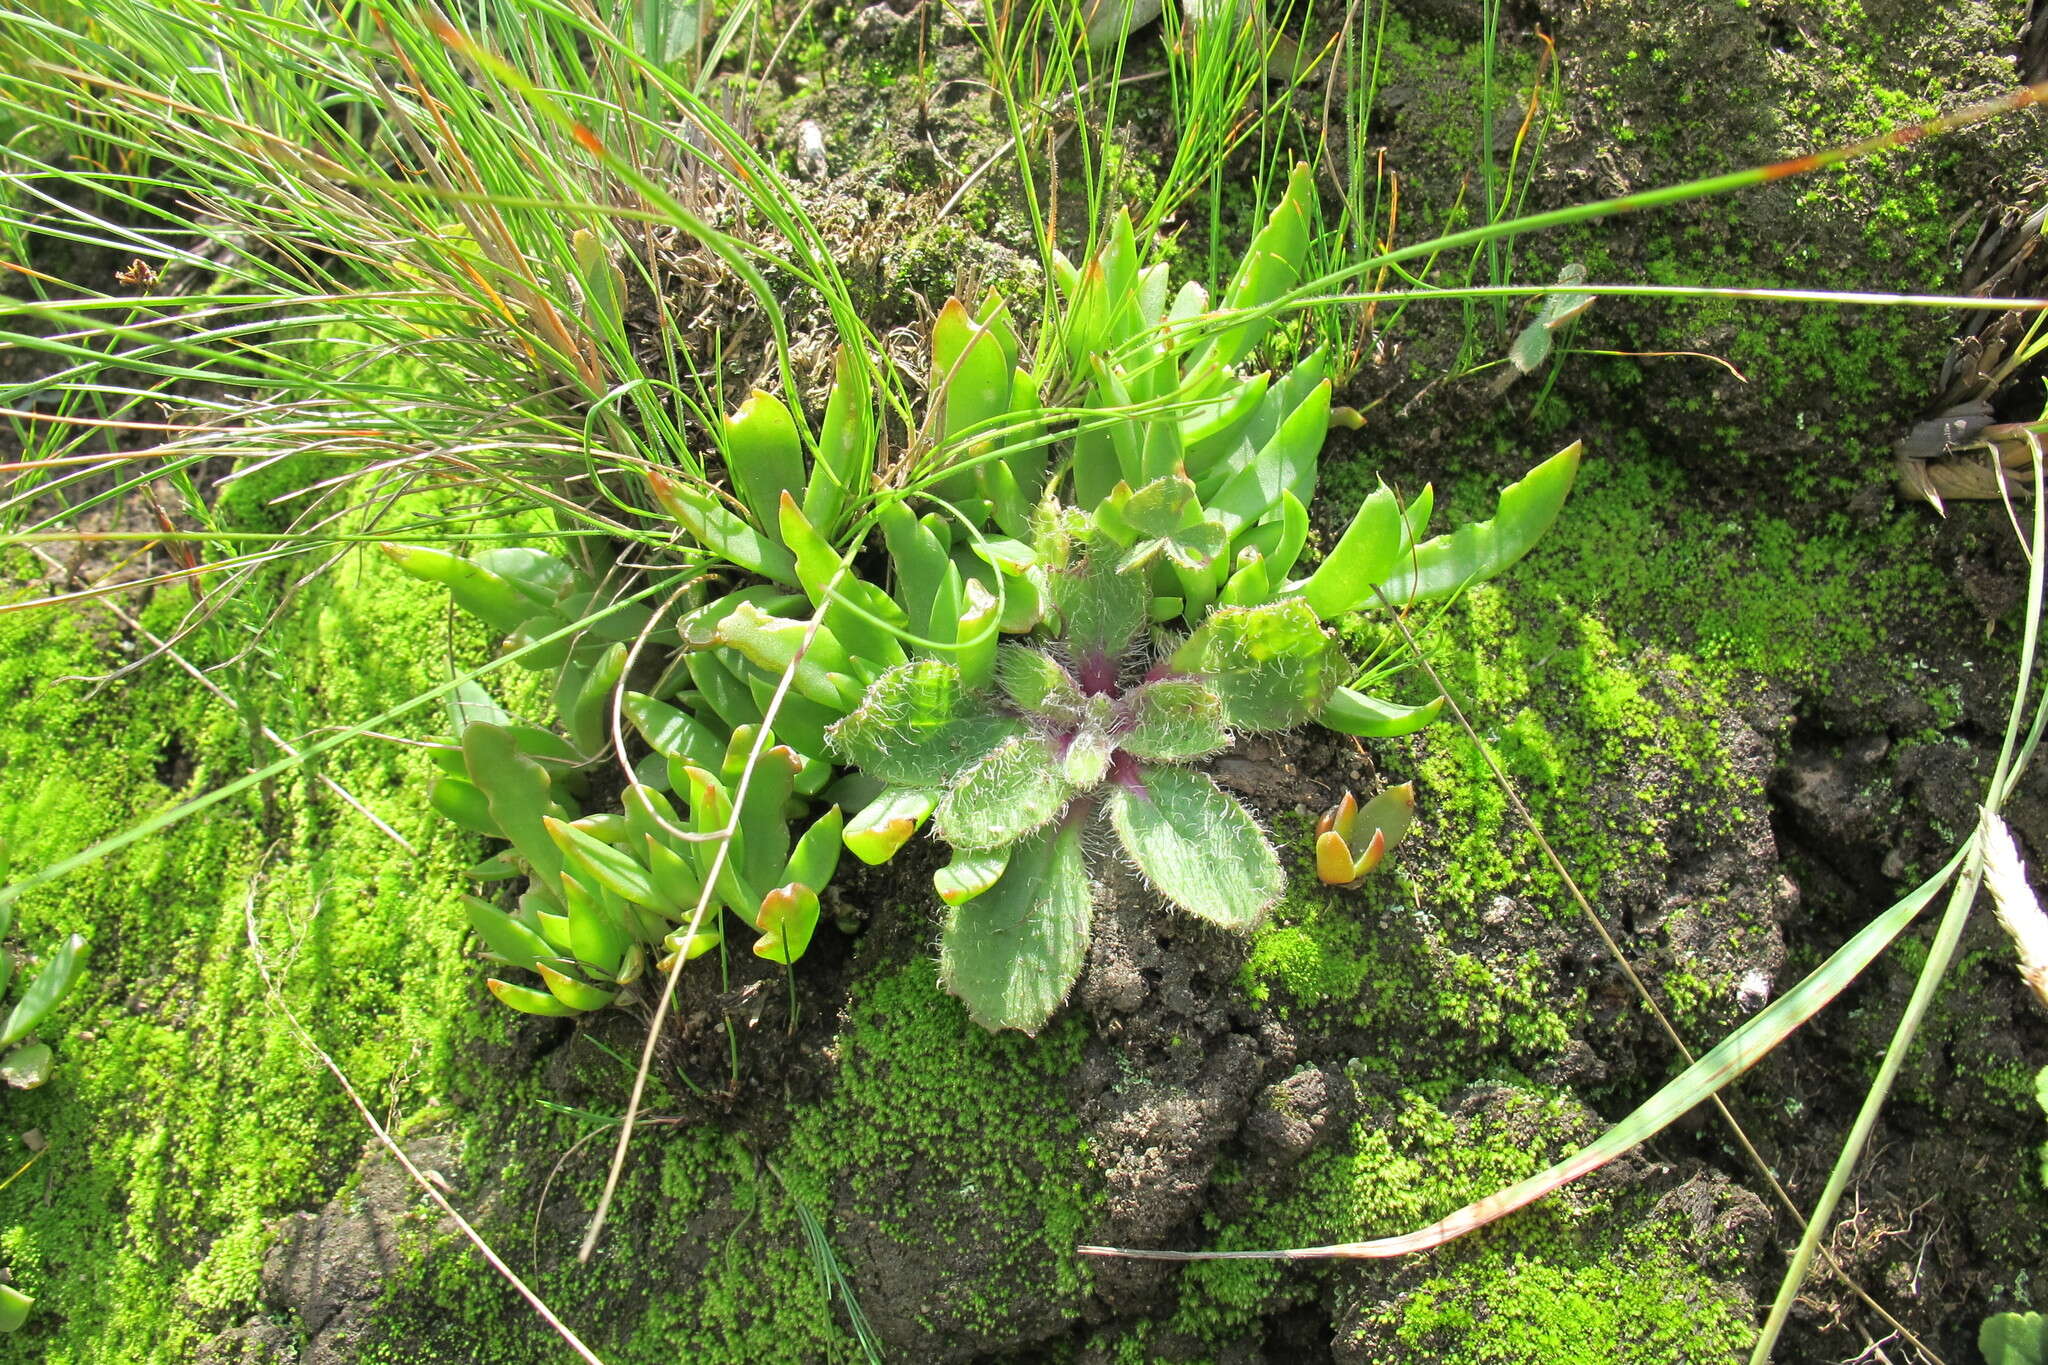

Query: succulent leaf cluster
[0,905,89,1332]
[389,162,1584,1032]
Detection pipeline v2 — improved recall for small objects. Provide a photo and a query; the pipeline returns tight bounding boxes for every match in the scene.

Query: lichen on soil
[4,1,2048,1363]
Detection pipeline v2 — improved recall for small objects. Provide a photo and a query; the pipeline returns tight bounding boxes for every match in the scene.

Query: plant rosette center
[825,520,1345,1032]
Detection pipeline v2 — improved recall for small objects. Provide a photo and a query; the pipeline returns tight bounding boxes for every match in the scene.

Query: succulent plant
[389,162,1582,1031]
[0,907,89,1332]
[1315,783,1417,886]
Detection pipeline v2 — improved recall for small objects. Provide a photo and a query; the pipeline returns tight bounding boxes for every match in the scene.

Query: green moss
[777,955,1098,1334]
[1169,1083,1752,1361]
[0,540,495,1363]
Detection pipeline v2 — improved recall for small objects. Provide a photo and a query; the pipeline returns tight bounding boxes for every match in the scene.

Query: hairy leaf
[940,822,1092,1033]
[1109,768,1279,930]
[1170,599,1339,731]
[1050,539,1149,668]
[827,659,1021,786]
[996,643,1081,717]
[1121,679,1229,761]
[935,734,1074,851]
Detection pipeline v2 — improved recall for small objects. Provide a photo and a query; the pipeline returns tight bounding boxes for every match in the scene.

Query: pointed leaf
[0,933,87,1050]
[1376,443,1581,607]
[1318,687,1444,738]
[647,470,799,585]
[537,961,618,1011]
[804,347,875,536]
[1300,484,1404,617]
[547,817,657,908]
[488,977,582,1016]
[782,806,845,891]
[562,873,629,974]
[464,895,553,971]
[377,543,531,634]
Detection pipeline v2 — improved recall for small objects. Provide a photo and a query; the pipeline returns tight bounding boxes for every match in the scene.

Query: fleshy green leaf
[0,1042,53,1089]
[843,787,940,865]
[561,873,629,975]
[488,977,582,1016]
[804,346,874,537]
[1376,443,1582,606]
[934,734,1074,851]
[377,543,532,634]
[826,659,1020,787]
[1187,162,1313,372]
[547,816,657,909]
[463,723,564,900]
[646,469,799,585]
[429,775,502,838]
[782,806,845,892]
[940,822,1092,1033]
[463,895,553,972]
[537,962,618,1011]
[0,1282,31,1331]
[0,933,87,1050]
[709,602,859,711]
[1317,687,1444,737]
[753,883,821,964]
[935,848,1010,905]
[722,388,806,536]
[1109,767,1279,930]
[1300,484,1403,617]
[624,692,726,769]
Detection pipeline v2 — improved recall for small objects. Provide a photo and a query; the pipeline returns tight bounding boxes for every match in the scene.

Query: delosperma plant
[390,167,1580,1028]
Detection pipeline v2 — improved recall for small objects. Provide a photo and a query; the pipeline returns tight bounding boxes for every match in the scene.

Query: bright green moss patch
[0,547,493,1363]
[778,955,1098,1337]
[1170,1082,1752,1360]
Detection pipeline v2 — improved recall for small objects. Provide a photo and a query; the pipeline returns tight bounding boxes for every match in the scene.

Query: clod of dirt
[252,1138,457,1365]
